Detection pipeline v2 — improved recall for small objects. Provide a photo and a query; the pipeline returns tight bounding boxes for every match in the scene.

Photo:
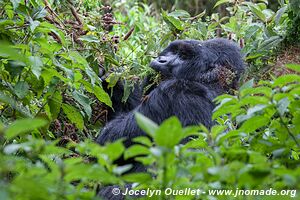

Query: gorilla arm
[96,79,215,147]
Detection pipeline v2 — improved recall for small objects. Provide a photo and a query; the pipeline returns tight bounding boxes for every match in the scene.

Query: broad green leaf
[274,5,288,25]
[132,136,152,147]
[273,74,300,87]
[244,25,261,40]
[259,36,282,51]
[239,116,269,133]
[239,79,254,91]
[154,117,183,148]
[286,64,300,73]
[94,86,112,107]
[81,80,112,107]
[124,145,151,159]
[10,0,20,9]
[37,22,66,45]
[5,118,48,139]
[0,122,4,133]
[248,4,266,22]
[105,73,121,88]
[62,104,84,130]
[169,10,191,18]
[29,56,43,79]
[214,0,232,8]
[0,41,27,63]
[240,86,272,98]
[72,91,92,119]
[14,81,29,99]
[4,5,14,19]
[41,68,67,85]
[247,104,267,116]
[113,165,133,175]
[122,173,152,183]
[47,91,62,119]
[78,35,100,43]
[135,112,158,137]
[101,141,125,162]
[162,10,184,31]
[29,18,40,32]
[277,98,290,116]
[0,92,32,117]
[64,162,118,183]
[105,55,120,66]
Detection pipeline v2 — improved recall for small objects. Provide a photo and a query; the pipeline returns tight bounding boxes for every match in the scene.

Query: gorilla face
[150,38,244,86]
[150,40,199,77]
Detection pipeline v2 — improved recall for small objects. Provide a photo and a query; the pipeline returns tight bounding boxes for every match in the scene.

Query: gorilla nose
[157,56,168,63]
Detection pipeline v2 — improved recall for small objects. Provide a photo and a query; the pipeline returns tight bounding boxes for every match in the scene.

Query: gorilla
[97,38,244,146]
[97,38,244,199]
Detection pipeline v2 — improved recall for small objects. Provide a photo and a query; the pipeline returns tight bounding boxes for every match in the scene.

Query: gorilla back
[96,38,244,147]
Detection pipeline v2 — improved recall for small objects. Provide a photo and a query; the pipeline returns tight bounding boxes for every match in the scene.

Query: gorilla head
[150,38,245,94]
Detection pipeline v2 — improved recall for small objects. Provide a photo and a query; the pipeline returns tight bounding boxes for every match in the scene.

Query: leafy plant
[0,0,299,199]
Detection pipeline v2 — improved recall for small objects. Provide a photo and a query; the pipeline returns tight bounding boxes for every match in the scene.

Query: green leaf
[47,91,62,120]
[273,74,300,87]
[244,25,261,40]
[10,0,20,9]
[94,86,112,107]
[154,117,183,148]
[135,112,158,137]
[81,80,112,107]
[286,64,300,73]
[29,56,43,79]
[78,35,100,43]
[162,10,184,31]
[168,10,191,18]
[240,86,272,98]
[259,36,282,51]
[37,22,66,45]
[62,104,84,130]
[105,55,120,66]
[239,116,269,133]
[124,145,151,159]
[72,91,92,119]
[14,81,29,99]
[122,173,152,183]
[105,73,121,88]
[41,68,67,85]
[0,92,32,117]
[248,4,266,22]
[214,0,232,8]
[102,141,125,162]
[277,98,290,116]
[0,41,27,63]
[274,5,287,25]
[5,118,48,139]
[29,18,40,32]
[239,79,254,91]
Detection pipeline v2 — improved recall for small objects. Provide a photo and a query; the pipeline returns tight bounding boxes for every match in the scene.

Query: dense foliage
[0,0,299,199]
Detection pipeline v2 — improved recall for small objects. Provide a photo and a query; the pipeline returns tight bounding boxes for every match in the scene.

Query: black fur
[96,38,244,199]
[97,38,244,146]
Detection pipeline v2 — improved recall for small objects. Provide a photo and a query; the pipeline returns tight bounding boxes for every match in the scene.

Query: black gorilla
[97,38,244,199]
[97,38,244,147]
